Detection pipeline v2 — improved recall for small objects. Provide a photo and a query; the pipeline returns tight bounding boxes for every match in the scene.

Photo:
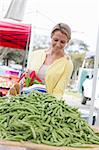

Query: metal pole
[88,25,99,125]
[26,23,34,68]
[22,27,31,70]
[27,9,37,68]
[19,26,31,95]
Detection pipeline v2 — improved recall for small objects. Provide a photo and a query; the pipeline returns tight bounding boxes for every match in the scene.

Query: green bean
[0,90,99,148]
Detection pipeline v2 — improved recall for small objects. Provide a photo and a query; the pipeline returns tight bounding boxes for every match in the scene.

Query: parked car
[77,51,99,104]
[82,73,99,104]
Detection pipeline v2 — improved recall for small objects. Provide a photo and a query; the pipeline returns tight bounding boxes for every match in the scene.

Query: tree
[0,47,25,66]
[70,52,86,81]
[66,39,89,52]
[65,39,89,83]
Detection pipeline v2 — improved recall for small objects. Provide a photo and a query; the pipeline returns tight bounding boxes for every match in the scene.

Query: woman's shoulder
[64,54,72,61]
[64,54,73,68]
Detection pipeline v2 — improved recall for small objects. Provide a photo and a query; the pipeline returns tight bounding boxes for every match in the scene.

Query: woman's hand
[9,83,20,96]
[24,69,31,78]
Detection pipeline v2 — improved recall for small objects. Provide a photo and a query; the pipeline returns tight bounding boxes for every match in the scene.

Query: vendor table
[0,139,99,150]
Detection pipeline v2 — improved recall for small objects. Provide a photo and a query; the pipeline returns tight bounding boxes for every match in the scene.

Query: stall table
[0,127,99,150]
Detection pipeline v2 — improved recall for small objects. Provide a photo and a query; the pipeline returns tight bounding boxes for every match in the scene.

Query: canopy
[0,20,31,50]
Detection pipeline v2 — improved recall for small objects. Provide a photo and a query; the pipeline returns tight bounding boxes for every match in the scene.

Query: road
[63,92,98,125]
[63,93,90,109]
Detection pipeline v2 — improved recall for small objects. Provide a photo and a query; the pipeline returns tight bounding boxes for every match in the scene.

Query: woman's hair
[51,23,71,42]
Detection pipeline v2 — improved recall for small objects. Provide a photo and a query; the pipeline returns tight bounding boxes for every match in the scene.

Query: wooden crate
[1,140,99,150]
[0,126,99,150]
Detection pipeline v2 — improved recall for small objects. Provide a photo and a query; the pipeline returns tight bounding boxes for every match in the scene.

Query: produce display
[9,70,43,96]
[0,76,19,96]
[19,70,42,87]
[0,91,99,148]
[0,66,20,96]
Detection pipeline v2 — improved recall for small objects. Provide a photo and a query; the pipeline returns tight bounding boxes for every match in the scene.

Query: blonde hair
[51,23,71,42]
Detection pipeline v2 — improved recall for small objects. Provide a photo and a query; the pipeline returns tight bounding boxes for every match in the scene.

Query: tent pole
[27,23,34,69]
[22,27,31,71]
[19,26,31,95]
[27,9,37,69]
[88,25,99,125]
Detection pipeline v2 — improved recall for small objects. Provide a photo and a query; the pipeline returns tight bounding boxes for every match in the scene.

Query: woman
[10,23,73,98]
[27,23,73,98]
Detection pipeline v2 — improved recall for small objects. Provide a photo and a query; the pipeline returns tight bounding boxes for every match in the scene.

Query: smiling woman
[10,22,73,98]
[26,23,73,98]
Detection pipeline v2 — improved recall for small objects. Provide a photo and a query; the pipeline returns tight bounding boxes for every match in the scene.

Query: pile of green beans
[0,91,99,148]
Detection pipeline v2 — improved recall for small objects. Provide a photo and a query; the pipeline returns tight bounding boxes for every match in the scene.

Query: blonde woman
[10,23,73,98]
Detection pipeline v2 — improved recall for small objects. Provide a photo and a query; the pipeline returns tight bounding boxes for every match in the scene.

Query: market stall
[0,91,99,150]
[0,20,31,50]
[0,17,99,150]
[0,20,31,96]
[0,65,20,96]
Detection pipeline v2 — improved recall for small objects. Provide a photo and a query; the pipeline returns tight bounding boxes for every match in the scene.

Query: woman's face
[51,30,68,53]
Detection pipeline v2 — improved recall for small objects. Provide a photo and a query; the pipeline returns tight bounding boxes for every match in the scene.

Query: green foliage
[70,52,86,70]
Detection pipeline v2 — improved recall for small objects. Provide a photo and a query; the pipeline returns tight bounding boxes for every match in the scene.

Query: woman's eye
[61,41,65,44]
[54,39,58,42]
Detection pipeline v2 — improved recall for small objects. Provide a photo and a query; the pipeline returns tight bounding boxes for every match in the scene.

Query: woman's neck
[44,48,65,65]
[46,48,65,57]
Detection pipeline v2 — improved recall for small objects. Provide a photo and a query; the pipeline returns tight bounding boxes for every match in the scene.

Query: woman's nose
[56,41,61,47]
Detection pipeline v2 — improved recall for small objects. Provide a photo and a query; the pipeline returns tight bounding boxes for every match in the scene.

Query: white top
[38,64,48,84]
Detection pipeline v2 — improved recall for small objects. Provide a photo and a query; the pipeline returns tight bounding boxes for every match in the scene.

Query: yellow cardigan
[27,50,73,98]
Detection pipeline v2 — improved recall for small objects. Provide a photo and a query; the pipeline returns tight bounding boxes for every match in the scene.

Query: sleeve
[52,58,73,98]
[27,50,46,73]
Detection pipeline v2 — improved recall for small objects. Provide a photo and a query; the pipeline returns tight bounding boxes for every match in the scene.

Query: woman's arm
[53,65,73,98]
[46,57,73,98]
